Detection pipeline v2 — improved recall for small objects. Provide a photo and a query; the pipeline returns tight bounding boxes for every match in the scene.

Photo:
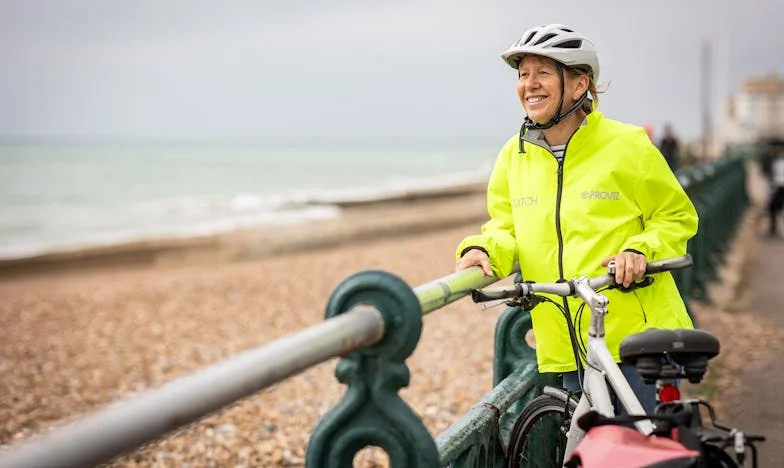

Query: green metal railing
[673,157,749,308]
[0,157,750,468]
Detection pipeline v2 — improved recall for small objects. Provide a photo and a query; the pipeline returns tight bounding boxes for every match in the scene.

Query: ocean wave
[0,170,490,261]
[0,204,343,261]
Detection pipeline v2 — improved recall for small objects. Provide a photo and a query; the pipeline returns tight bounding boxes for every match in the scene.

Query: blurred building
[722,74,784,145]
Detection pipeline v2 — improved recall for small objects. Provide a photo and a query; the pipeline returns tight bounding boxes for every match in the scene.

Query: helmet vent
[559,28,574,33]
[533,33,557,45]
[552,39,583,49]
[522,31,536,45]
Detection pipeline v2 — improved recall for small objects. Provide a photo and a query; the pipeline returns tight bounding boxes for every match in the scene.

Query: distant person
[454,23,698,415]
[759,138,784,236]
[658,123,681,172]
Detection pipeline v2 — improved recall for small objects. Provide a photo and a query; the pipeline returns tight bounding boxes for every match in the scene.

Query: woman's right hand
[455,248,494,276]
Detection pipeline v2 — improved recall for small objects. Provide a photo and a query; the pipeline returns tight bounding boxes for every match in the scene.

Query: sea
[0,139,496,260]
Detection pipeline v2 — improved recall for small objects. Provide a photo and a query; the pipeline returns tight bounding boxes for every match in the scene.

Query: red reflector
[658,384,681,402]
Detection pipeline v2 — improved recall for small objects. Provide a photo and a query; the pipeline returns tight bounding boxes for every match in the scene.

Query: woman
[455,24,698,412]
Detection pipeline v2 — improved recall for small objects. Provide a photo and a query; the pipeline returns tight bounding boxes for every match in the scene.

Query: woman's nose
[520,77,539,89]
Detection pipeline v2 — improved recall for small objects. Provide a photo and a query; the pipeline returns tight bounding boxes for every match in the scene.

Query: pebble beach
[0,191,501,467]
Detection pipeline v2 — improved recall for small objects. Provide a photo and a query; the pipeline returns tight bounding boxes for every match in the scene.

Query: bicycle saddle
[619,328,720,384]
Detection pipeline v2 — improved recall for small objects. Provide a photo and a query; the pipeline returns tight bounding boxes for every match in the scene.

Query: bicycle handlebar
[642,254,694,274]
[471,254,693,303]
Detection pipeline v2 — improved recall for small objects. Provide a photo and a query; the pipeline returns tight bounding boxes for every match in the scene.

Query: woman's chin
[527,116,550,125]
[525,110,554,125]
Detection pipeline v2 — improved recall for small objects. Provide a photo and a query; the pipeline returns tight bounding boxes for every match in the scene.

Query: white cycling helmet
[501,24,599,82]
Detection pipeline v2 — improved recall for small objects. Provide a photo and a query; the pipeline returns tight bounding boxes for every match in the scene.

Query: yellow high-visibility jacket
[456,110,698,373]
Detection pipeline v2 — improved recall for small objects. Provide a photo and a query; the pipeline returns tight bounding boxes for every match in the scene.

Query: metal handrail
[0,306,385,468]
[415,266,505,314]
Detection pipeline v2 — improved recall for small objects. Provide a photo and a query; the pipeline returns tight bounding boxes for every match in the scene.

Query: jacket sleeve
[621,138,699,260]
[455,143,518,278]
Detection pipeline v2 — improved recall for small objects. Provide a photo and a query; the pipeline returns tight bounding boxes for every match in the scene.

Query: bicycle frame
[562,276,654,459]
[472,255,695,462]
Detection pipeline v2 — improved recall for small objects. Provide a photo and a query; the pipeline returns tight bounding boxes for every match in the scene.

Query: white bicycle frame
[477,272,657,460]
[473,254,700,466]
[561,275,654,460]
[475,256,694,463]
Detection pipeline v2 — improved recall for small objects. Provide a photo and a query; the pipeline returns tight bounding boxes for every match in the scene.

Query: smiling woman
[455,23,700,422]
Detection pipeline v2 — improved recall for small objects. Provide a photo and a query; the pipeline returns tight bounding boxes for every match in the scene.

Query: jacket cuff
[460,246,489,258]
[623,248,646,257]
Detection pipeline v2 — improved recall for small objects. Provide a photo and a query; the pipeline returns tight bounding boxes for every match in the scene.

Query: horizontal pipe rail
[415,266,512,315]
[0,305,385,468]
[435,362,538,466]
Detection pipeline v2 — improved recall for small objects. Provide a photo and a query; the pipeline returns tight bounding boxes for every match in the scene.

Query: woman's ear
[573,75,590,100]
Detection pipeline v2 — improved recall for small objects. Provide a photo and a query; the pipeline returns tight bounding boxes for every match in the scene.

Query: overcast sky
[1,0,782,144]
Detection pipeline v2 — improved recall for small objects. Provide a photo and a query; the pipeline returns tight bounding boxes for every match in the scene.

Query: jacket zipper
[554,155,569,327]
[555,158,565,281]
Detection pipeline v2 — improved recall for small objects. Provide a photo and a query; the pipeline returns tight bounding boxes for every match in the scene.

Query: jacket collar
[520,108,603,155]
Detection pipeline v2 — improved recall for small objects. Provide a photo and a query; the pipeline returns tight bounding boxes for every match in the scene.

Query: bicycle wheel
[506,394,574,468]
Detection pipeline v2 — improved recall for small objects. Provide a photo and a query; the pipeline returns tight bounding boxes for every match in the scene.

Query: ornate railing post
[306,270,439,467]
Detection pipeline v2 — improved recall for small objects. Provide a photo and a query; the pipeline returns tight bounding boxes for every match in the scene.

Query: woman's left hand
[601,251,647,288]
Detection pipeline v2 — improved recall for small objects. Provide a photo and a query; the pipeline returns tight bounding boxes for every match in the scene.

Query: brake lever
[607,276,655,292]
[480,299,508,311]
[518,294,545,310]
[480,294,545,311]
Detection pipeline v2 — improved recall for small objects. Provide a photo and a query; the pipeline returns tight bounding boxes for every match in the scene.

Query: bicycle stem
[572,277,609,338]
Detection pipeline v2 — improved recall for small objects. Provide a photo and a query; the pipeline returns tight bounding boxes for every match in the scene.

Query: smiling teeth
[527,96,546,102]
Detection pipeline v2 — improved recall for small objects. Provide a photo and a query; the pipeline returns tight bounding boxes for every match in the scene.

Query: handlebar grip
[471,284,524,303]
[644,254,693,274]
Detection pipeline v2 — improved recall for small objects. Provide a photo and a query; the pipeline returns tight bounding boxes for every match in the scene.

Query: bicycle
[471,254,764,467]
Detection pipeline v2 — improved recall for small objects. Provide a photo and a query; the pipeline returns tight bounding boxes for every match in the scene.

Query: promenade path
[725,231,784,466]
[723,228,784,462]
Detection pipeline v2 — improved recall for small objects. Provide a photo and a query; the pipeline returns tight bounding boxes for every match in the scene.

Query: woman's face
[517,55,586,125]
